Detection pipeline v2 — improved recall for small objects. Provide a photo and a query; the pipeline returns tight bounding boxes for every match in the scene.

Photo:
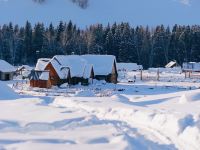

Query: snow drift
[52,96,200,150]
[0,81,19,100]
[179,92,200,104]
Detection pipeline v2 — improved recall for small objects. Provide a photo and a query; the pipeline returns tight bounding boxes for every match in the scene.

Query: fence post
[189,71,191,78]
[185,71,187,79]
[157,69,160,81]
[140,70,143,81]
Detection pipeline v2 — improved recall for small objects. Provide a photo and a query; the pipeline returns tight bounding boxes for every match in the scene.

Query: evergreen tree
[32,23,45,63]
[24,21,33,64]
[0,21,200,69]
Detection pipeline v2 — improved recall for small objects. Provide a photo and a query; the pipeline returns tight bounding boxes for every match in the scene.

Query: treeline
[0,21,200,68]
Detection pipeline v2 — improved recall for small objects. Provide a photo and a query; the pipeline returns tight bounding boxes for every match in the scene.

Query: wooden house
[43,55,94,86]
[44,59,71,86]
[82,55,118,84]
[0,59,16,81]
[29,70,51,88]
[33,55,118,87]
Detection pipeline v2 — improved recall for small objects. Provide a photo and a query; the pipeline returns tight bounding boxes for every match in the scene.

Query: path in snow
[52,94,200,150]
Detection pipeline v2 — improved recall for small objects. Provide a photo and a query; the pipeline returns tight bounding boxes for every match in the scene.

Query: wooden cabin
[182,62,200,72]
[0,59,16,81]
[29,70,51,88]
[82,55,118,84]
[34,55,118,87]
[45,61,71,86]
[41,55,94,86]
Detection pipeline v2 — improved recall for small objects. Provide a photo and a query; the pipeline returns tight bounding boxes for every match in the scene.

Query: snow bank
[111,94,130,103]
[0,81,19,100]
[180,125,200,150]
[52,96,200,150]
[179,92,200,104]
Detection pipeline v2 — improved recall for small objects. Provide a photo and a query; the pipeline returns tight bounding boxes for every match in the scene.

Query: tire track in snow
[51,98,185,150]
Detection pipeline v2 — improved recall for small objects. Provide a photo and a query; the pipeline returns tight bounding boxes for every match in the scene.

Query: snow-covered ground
[1,71,200,150]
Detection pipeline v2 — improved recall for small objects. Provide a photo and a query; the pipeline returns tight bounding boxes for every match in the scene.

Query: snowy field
[1,71,200,150]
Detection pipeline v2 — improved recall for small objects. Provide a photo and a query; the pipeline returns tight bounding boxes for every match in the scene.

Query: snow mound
[111,94,129,102]
[179,92,200,104]
[75,90,95,97]
[0,81,19,100]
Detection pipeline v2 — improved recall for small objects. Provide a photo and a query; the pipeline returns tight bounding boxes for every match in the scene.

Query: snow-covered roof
[83,64,93,79]
[165,61,177,68]
[182,62,200,71]
[82,55,116,75]
[39,71,49,80]
[38,55,115,79]
[50,58,65,79]
[0,59,16,72]
[35,58,51,71]
[51,55,88,78]
[30,70,49,81]
[17,65,33,71]
[117,63,142,71]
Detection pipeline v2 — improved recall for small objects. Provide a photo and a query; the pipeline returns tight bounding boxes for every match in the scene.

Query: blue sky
[0,0,199,27]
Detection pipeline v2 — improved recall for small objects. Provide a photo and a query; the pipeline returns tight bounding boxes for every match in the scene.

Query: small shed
[29,70,51,88]
[165,61,177,68]
[16,65,33,78]
[182,62,200,72]
[0,59,16,81]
